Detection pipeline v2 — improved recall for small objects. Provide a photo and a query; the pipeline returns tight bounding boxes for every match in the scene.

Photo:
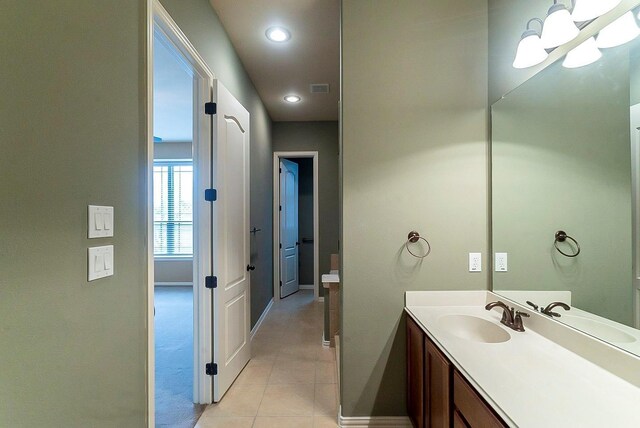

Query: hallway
[195,290,339,428]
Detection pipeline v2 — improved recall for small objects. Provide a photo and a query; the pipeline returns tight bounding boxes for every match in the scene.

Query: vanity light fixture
[513,18,548,69]
[562,37,602,68]
[571,0,621,22]
[284,95,301,103]
[595,11,640,48]
[540,1,580,48]
[266,26,291,43]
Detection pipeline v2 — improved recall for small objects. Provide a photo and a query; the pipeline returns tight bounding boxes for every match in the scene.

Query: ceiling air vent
[310,83,330,94]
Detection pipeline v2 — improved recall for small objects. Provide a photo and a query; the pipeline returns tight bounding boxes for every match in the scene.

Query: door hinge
[205,362,218,376]
[204,102,217,115]
[205,276,217,289]
[279,243,282,249]
[279,280,282,286]
[279,205,282,211]
[279,167,282,173]
[205,189,217,202]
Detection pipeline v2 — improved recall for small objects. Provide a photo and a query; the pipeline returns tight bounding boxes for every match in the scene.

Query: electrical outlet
[469,253,482,272]
[495,252,508,272]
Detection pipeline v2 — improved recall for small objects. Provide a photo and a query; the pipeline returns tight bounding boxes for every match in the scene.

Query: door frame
[631,104,640,329]
[272,152,320,302]
[146,1,216,424]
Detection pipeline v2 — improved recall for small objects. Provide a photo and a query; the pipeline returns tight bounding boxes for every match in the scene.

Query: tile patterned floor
[195,290,338,428]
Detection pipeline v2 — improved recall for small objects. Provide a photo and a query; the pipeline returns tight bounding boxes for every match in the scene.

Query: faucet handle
[513,311,529,332]
[526,301,539,311]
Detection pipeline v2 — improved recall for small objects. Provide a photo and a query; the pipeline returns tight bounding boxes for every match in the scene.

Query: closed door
[280,159,299,298]
[212,80,251,401]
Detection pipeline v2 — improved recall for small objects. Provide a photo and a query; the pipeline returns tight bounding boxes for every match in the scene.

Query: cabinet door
[454,371,507,428]
[406,316,424,428]
[425,338,452,428]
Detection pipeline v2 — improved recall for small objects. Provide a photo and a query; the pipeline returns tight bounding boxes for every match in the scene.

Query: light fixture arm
[526,18,545,34]
[552,0,577,11]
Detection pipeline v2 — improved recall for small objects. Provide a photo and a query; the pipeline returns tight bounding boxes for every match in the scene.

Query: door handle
[247,265,256,271]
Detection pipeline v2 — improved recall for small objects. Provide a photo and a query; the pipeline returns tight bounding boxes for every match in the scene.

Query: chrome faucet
[485,301,529,332]
[541,301,570,318]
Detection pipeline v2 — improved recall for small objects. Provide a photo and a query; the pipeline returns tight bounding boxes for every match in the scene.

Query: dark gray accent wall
[0,1,147,426]
[341,0,489,418]
[273,122,340,341]
[159,0,274,328]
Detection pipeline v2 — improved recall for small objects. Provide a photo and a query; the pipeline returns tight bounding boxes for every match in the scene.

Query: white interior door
[213,80,250,401]
[280,159,299,298]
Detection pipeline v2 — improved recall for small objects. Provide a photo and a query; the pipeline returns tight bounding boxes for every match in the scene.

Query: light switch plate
[495,252,508,272]
[88,205,114,238]
[469,252,482,272]
[88,245,114,281]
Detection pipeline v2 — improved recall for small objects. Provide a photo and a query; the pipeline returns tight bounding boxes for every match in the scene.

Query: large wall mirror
[492,6,640,356]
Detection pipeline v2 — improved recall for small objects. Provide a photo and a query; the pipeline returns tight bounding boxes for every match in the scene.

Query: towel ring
[554,230,580,258]
[406,231,431,259]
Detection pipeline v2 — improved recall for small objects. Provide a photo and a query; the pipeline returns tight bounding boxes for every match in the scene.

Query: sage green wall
[159,0,274,328]
[0,1,147,426]
[341,0,488,417]
[272,122,340,342]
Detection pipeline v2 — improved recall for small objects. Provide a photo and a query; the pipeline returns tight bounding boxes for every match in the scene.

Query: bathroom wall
[272,121,340,341]
[341,0,489,418]
[0,1,147,426]
[160,0,274,328]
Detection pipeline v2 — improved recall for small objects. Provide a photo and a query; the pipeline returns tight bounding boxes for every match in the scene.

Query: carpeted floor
[154,286,205,428]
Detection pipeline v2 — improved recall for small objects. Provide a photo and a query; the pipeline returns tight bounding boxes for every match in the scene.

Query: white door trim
[147,1,217,423]
[273,152,320,302]
[630,104,640,329]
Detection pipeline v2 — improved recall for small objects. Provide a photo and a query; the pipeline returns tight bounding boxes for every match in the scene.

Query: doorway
[148,2,216,425]
[273,152,320,302]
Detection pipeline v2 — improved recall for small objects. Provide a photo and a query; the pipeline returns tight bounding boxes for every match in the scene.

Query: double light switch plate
[88,205,114,238]
[88,245,114,281]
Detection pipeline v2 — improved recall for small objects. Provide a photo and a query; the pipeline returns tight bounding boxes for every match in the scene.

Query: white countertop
[405,291,640,428]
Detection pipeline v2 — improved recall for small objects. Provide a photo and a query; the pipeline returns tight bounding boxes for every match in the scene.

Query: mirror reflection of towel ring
[406,231,431,259]
[554,230,580,258]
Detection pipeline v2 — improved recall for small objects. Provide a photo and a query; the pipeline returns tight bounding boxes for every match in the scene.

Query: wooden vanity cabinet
[407,315,507,428]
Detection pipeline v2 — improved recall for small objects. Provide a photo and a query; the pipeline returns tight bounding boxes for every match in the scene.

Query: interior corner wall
[272,121,340,341]
[341,0,489,418]
[0,1,146,426]
[159,0,274,328]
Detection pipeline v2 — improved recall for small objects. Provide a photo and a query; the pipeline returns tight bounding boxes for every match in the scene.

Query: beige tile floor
[195,290,339,428]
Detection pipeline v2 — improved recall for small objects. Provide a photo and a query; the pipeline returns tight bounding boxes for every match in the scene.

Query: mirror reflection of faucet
[526,300,570,317]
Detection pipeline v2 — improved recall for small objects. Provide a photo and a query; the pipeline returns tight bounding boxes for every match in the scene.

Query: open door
[279,159,300,298]
[212,80,251,401]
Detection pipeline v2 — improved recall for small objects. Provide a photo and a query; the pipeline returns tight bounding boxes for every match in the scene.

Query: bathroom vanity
[405,291,640,428]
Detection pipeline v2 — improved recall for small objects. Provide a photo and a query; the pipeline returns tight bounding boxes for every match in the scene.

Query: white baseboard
[299,284,314,290]
[250,298,274,340]
[318,297,325,303]
[322,336,331,347]
[154,282,193,287]
[338,407,412,427]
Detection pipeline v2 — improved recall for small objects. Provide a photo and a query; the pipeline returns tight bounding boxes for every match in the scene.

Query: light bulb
[596,11,640,48]
[513,30,548,69]
[562,37,602,68]
[284,95,301,103]
[266,27,291,43]
[571,0,622,22]
[540,3,580,48]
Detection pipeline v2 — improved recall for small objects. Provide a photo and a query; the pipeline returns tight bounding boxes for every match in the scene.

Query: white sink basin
[561,315,636,343]
[438,314,511,343]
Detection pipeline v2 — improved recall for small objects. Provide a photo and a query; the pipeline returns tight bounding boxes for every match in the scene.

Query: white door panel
[280,159,299,298]
[213,80,250,401]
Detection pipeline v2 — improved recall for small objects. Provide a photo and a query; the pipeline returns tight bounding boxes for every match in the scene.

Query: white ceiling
[209,0,340,122]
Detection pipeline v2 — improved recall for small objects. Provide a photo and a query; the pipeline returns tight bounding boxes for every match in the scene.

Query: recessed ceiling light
[284,95,301,103]
[266,27,291,43]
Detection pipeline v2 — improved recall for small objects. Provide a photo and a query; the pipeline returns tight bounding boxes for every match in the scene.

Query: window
[153,161,193,256]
